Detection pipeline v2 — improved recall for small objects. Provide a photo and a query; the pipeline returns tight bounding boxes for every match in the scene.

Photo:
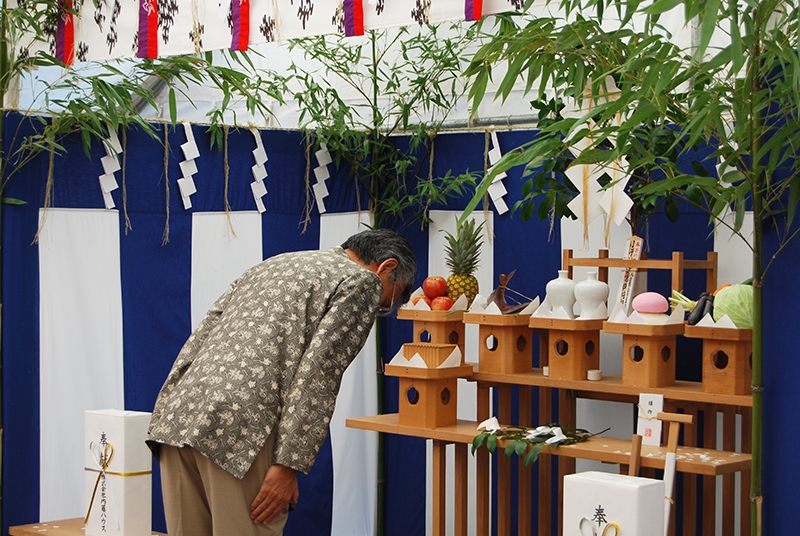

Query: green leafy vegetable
[713,283,754,329]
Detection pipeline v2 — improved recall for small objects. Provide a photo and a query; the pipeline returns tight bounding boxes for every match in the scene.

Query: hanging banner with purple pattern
[56,0,75,65]
[138,0,159,58]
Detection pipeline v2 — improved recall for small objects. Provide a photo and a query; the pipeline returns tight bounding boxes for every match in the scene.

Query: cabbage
[713,284,754,329]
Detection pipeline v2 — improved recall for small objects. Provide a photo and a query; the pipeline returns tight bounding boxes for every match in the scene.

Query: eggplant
[687,292,709,325]
[702,294,714,321]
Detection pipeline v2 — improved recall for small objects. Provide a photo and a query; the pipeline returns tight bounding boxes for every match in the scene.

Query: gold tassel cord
[581,96,594,250]
[300,131,313,234]
[121,128,132,234]
[84,443,115,525]
[482,129,493,244]
[223,125,236,237]
[33,146,55,244]
[162,124,170,246]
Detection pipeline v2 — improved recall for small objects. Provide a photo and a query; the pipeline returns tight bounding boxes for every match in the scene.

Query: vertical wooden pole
[703,404,718,535]
[518,385,532,535]
[432,440,447,536]
[454,443,468,536]
[741,406,752,534]
[476,383,491,536]
[722,406,736,536]
[682,404,699,535]
[538,386,553,536]
[557,389,577,536]
[497,386,512,536]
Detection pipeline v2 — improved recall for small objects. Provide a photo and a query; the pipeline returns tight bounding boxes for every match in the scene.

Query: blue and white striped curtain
[10,111,799,535]
[1,114,565,535]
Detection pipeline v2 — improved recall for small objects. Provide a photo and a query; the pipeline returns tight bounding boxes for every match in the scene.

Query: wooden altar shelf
[562,249,718,294]
[9,518,166,536]
[469,369,753,407]
[347,414,751,477]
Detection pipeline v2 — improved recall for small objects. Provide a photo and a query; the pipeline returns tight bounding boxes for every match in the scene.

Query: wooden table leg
[454,442,468,536]
[557,389,577,536]
[476,383,491,536]
[497,385,512,536]
[722,406,736,536]
[432,440,447,536]
[703,404,718,535]
[741,406,752,534]
[518,385,532,535]
[538,386,553,536]
[682,404,699,536]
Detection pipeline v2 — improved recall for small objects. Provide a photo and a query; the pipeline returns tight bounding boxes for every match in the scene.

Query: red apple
[431,295,454,311]
[411,295,432,307]
[423,276,447,299]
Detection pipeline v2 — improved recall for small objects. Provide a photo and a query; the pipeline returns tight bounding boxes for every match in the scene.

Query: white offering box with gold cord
[84,409,152,536]
[563,471,664,536]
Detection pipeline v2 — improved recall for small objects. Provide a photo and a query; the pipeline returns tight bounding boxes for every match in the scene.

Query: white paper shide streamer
[250,129,268,213]
[98,124,123,209]
[178,123,200,210]
[313,143,332,214]
[487,131,509,214]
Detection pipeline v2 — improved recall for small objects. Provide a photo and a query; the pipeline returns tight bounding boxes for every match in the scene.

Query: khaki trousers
[159,435,288,536]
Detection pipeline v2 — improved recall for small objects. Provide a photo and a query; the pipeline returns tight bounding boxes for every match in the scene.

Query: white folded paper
[695,313,738,329]
[607,304,685,325]
[388,345,463,368]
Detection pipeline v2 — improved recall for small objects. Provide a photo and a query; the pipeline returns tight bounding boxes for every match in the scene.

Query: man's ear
[377,258,399,276]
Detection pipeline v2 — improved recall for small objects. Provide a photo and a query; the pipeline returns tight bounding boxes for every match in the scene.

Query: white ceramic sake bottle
[574,271,609,319]
[545,270,576,318]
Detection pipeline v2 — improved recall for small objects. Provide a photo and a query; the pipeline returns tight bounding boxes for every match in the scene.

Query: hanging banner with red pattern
[231,0,251,50]
[465,0,483,21]
[344,0,364,37]
[56,0,75,65]
[138,0,159,58]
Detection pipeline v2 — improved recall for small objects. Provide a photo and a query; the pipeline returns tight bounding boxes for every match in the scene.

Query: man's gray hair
[342,229,417,304]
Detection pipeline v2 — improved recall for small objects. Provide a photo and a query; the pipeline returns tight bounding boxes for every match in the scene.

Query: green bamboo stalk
[0,0,8,530]
[748,7,764,531]
[369,30,388,536]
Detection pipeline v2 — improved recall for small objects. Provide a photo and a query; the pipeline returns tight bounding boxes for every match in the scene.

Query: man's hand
[250,464,299,525]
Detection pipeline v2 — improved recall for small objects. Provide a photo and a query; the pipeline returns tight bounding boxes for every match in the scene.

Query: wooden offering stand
[528,317,604,380]
[384,343,473,428]
[603,320,685,388]
[397,308,466,358]
[462,312,532,374]
[684,324,753,395]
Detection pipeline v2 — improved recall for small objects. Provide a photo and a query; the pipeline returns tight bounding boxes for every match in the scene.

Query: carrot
[713,283,731,296]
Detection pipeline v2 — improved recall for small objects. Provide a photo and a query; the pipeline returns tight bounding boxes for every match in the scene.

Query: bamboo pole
[0,0,8,529]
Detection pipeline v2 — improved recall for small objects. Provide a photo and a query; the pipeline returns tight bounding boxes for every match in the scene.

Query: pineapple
[444,218,484,305]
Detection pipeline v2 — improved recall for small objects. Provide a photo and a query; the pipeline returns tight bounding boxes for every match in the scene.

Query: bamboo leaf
[644,0,684,15]
[789,176,800,228]
[169,89,178,125]
[696,0,722,59]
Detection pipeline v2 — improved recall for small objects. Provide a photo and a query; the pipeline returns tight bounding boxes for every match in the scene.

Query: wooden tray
[602,320,685,336]
[384,363,475,379]
[463,312,531,326]
[529,317,605,331]
[683,324,752,341]
[397,308,465,322]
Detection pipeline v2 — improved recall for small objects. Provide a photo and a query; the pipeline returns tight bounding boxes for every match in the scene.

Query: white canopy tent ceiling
[11,0,701,129]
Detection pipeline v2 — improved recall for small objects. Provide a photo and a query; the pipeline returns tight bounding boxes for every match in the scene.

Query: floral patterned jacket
[147,246,382,477]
